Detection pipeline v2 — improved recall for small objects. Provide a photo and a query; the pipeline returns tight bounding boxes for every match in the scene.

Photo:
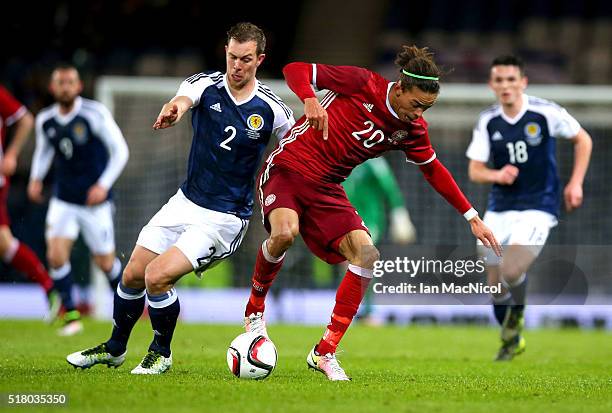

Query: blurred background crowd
[4,0,611,112]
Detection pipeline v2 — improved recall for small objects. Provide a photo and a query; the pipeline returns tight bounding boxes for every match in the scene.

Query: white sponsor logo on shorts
[264,194,276,207]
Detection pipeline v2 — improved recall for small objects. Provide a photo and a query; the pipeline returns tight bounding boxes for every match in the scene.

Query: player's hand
[495,164,519,185]
[469,215,502,257]
[304,97,328,140]
[27,180,44,204]
[86,184,108,206]
[563,181,583,212]
[153,103,180,129]
[0,153,17,176]
[390,208,417,244]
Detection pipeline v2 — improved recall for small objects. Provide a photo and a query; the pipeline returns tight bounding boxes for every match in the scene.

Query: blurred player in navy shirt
[467,55,592,361]
[29,65,129,336]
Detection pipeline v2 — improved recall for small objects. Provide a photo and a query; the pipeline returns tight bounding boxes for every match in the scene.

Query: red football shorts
[258,167,369,264]
[0,184,9,226]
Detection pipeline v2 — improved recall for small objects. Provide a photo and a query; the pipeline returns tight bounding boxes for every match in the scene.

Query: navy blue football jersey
[467,94,580,217]
[32,97,129,205]
[175,71,295,218]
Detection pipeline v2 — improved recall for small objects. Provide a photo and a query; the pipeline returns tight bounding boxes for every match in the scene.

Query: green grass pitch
[0,319,610,412]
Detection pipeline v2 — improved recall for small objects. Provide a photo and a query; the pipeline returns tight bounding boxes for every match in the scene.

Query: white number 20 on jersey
[351,121,385,148]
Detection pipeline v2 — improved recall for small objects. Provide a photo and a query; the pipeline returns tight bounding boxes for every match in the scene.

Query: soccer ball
[227,332,277,379]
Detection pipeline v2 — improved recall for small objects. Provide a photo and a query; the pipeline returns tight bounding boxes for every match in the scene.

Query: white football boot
[244,312,268,338]
[131,351,172,375]
[66,343,126,369]
[307,346,351,381]
[57,320,84,336]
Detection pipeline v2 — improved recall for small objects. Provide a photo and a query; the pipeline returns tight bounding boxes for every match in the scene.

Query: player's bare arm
[470,215,503,257]
[86,184,109,206]
[304,97,328,140]
[27,179,44,203]
[468,160,518,185]
[564,128,592,212]
[153,96,193,130]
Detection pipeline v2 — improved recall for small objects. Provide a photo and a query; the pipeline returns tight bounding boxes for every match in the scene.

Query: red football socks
[317,268,371,355]
[9,241,53,293]
[245,241,284,317]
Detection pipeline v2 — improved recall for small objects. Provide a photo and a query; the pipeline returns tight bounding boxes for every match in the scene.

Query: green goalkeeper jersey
[342,157,405,243]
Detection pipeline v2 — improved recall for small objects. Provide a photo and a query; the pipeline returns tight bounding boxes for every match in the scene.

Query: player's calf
[501,306,524,342]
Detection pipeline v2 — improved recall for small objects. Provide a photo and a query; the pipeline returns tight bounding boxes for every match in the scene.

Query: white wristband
[463,207,478,221]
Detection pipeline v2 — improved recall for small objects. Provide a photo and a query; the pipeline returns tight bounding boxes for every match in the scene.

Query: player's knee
[95,257,114,273]
[349,246,380,269]
[500,263,523,284]
[269,227,297,251]
[46,252,67,270]
[361,246,380,269]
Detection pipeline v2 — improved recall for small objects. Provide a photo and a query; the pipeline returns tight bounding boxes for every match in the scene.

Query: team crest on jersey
[388,130,409,146]
[264,194,276,207]
[247,114,264,131]
[524,122,542,146]
[72,122,88,144]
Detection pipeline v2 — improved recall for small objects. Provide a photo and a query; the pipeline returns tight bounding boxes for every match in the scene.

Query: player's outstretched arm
[153,96,193,130]
[28,114,55,203]
[564,128,592,212]
[419,158,502,256]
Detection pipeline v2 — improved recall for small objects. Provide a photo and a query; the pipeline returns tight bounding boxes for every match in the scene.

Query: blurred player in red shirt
[243,46,502,380]
[0,85,59,319]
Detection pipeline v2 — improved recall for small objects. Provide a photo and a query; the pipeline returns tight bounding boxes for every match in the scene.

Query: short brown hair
[395,45,441,94]
[227,22,266,55]
[491,55,525,76]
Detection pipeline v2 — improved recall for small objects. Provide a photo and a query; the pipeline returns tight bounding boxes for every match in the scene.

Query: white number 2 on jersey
[220,126,237,151]
[351,121,385,148]
[506,140,528,163]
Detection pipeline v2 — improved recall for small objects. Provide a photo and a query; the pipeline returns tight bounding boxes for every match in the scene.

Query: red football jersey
[0,85,27,187]
[0,85,26,148]
[265,64,436,184]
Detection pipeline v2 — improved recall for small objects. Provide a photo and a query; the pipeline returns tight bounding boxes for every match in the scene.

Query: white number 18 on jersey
[506,140,528,163]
